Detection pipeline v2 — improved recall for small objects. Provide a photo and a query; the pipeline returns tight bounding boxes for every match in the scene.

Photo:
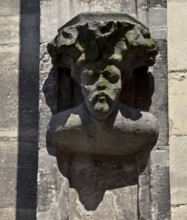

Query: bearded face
[80,62,122,120]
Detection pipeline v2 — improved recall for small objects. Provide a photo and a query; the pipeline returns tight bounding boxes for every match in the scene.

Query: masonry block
[169,72,187,136]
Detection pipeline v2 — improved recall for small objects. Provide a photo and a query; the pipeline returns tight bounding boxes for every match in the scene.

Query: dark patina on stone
[47,12,159,156]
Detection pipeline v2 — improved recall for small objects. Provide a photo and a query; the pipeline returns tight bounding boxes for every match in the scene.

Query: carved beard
[94,96,110,113]
[88,89,120,116]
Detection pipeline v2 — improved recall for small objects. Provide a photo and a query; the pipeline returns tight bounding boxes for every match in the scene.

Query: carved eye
[141,29,150,39]
[82,70,98,85]
[103,71,120,84]
[86,70,94,76]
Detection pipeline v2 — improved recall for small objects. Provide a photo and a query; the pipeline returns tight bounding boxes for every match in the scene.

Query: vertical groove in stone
[136,1,151,219]
[148,0,170,219]
[137,151,152,220]
[135,0,138,17]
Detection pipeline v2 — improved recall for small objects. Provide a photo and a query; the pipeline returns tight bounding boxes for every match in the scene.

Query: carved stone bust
[47,13,159,156]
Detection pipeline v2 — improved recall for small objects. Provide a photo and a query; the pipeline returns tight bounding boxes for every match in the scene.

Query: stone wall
[38,1,169,219]
[0,0,40,219]
[0,0,186,219]
[168,0,187,219]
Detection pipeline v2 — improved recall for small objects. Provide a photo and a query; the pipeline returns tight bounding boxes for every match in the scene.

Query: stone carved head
[80,62,122,120]
[48,13,158,120]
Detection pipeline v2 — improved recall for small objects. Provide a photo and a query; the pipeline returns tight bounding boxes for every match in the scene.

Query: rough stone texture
[0,0,40,219]
[149,0,167,8]
[39,43,57,148]
[0,208,16,220]
[136,0,149,25]
[0,1,20,219]
[150,151,170,220]
[171,205,187,220]
[168,0,187,72]
[138,166,151,220]
[149,7,167,39]
[0,16,20,45]
[37,5,60,220]
[37,150,58,213]
[68,155,138,220]
[170,136,187,206]
[69,186,138,220]
[0,140,17,209]
[137,1,169,219]
[69,0,136,18]
[47,13,159,157]
[56,173,69,220]
[0,47,19,129]
[0,0,20,16]
[169,73,187,136]
[168,1,187,219]
[44,1,169,220]
[0,0,173,219]
[170,136,187,220]
[40,0,59,43]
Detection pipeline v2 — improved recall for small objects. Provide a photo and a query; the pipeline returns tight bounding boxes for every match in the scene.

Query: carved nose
[97,84,106,90]
[96,77,106,90]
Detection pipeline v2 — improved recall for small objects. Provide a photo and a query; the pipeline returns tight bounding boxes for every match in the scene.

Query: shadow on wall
[57,152,139,211]
[16,1,40,219]
[43,66,155,211]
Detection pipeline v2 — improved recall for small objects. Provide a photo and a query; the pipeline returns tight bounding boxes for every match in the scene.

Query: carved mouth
[96,92,107,102]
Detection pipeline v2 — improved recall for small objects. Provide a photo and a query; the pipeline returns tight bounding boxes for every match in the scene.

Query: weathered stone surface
[40,0,58,27]
[69,187,138,220]
[40,0,59,42]
[0,140,17,208]
[0,16,19,45]
[169,72,187,136]
[152,39,167,80]
[37,211,57,220]
[138,173,151,219]
[39,43,57,149]
[37,150,58,213]
[56,173,69,220]
[0,0,20,16]
[0,138,17,166]
[0,208,16,220]
[0,167,17,208]
[170,136,187,206]
[68,155,138,220]
[168,1,187,71]
[137,151,151,220]
[171,205,187,220]
[0,1,171,220]
[149,0,167,8]
[136,0,149,25]
[149,7,167,39]
[150,79,168,147]
[37,2,60,219]
[70,0,136,17]
[47,13,159,156]
[0,46,19,129]
[150,39,168,148]
[58,0,71,26]
[150,151,170,220]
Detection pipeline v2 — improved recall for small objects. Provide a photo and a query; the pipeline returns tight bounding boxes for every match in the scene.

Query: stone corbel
[47,12,159,157]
